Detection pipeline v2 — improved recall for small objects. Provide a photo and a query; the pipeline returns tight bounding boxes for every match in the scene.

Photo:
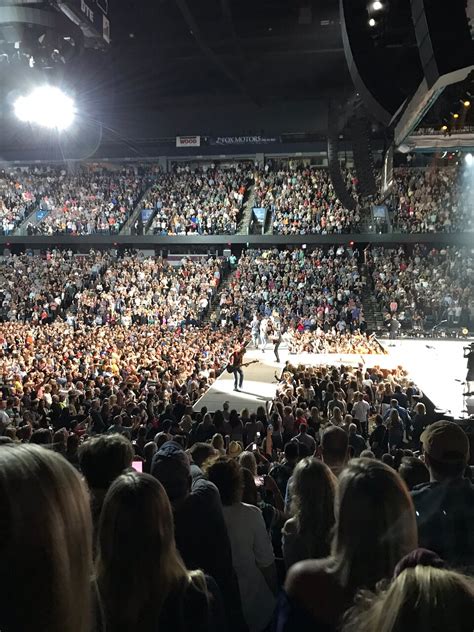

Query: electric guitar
[226,359,259,373]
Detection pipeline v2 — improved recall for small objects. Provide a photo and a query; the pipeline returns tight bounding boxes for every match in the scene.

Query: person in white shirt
[351,392,371,437]
[260,317,269,352]
[207,457,276,632]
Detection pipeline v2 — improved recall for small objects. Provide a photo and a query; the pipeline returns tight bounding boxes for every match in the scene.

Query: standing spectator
[369,414,389,458]
[341,565,474,632]
[151,441,246,631]
[0,445,92,632]
[206,457,277,632]
[293,423,316,454]
[95,471,225,632]
[398,457,430,491]
[269,441,300,498]
[320,426,349,478]
[352,392,370,437]
[279,459,417,632]
[348,423,367,457]
[282,458,336,569]
[412,421,474,572]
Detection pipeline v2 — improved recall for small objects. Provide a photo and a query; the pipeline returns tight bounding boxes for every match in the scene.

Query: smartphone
[251,442,257,451]
[254,475,265,487]
[131,460,143,473]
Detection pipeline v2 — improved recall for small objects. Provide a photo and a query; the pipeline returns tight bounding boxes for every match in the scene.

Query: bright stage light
[13,86,75,130]
[368,18,376,26]
[372,1,383,10]
[463,100,470,108]
[465,153,473,167]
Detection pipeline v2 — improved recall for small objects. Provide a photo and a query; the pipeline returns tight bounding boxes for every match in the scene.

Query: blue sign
[36,210,48,221]
[141,208,154,222]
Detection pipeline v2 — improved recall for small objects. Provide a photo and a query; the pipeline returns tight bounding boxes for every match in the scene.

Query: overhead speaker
[327,111,357,212]
[351,116,377,197]
[411,0,473,89]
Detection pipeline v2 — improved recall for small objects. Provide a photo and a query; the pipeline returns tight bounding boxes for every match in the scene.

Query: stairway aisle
[120,182,155,235]
[361,268,385,334]
[237,183,255,234]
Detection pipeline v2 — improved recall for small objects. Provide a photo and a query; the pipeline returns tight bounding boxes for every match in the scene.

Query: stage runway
[194,339,472,417]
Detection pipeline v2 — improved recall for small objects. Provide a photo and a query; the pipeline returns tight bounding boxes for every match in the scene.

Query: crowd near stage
[194,338,472,419]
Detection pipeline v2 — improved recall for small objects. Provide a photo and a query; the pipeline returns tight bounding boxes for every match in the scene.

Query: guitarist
[229,341,246,392]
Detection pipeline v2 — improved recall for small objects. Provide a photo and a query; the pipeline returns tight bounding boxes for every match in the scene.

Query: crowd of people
[3,162,474,237]
[144,163,251,235]
[218,247,372,347]
[391,167,474,233]
[0,168,46,235]
[253,166,362,235]
[366,245,474,332]
[0,358,472,632]
[24,168,150,235]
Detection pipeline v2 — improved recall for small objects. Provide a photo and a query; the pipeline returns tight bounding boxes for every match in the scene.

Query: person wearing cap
[411,421,474,572]
[151,441,247,632]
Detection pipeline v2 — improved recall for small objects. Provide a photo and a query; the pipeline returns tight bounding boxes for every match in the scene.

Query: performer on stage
[270,312,282,363]
[229,341,246,392]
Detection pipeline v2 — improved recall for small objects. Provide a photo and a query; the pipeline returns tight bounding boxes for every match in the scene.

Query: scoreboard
[58,0,110,47]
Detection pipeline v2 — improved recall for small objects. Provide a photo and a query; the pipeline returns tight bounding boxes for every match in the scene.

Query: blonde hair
[96,471,205,631]
[0,444,92,632]
[290,457,336,559]
[331,458,417,593]
[342,566,474,632]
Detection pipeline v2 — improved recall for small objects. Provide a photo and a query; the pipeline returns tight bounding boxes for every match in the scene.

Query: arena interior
[0,1,474,631]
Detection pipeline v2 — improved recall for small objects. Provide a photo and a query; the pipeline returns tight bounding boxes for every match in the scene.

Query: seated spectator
[78,433,134,530]
[206,456,277,632]
[0,444,92,632]
[280,459,417,632]
[342,564,474,632]
[151,441,246,631]
[411,421,474,572]
[282,457,336,570]
[95,470,225,631]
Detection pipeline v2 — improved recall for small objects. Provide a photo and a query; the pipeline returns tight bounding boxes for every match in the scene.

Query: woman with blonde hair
[278,458,417,631]
[96,470,223,632]
[342,565,474,632]
[282,457,336,569]
[0,444,93,632]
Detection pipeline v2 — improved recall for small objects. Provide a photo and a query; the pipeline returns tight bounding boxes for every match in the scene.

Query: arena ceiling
[100,0,352,109]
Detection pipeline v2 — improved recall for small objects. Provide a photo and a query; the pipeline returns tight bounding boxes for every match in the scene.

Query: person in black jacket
[152,441,247,632]
[369,414,388,458]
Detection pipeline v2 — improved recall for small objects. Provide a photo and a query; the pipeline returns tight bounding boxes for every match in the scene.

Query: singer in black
[229,342,245,392]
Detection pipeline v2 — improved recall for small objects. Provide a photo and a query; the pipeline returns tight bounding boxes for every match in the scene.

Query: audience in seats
[392,166,473,233]
[367,245,473,331]
[25,167,150,235]
[145,164,251,235]
[253,166,361,235]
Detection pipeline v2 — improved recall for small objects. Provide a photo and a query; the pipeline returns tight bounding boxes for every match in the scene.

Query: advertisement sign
[176,135,201,148]
[211,135,280,146]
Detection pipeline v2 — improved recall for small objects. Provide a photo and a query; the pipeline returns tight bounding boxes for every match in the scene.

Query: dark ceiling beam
[173,0,255,103]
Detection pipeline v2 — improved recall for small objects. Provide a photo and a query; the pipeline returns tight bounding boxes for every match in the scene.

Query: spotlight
[466,153,473,167]
[13,86,75,130]
[441,125,448,132]
[368,18,376,26]
[463,100,471,108]
[452,112,459,119]
[372,1,383,9]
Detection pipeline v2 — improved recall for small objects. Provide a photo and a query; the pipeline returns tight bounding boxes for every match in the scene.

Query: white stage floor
[195,339,471,417]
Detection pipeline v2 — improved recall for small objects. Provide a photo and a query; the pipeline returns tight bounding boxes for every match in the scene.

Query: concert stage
[194,339,471,418]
